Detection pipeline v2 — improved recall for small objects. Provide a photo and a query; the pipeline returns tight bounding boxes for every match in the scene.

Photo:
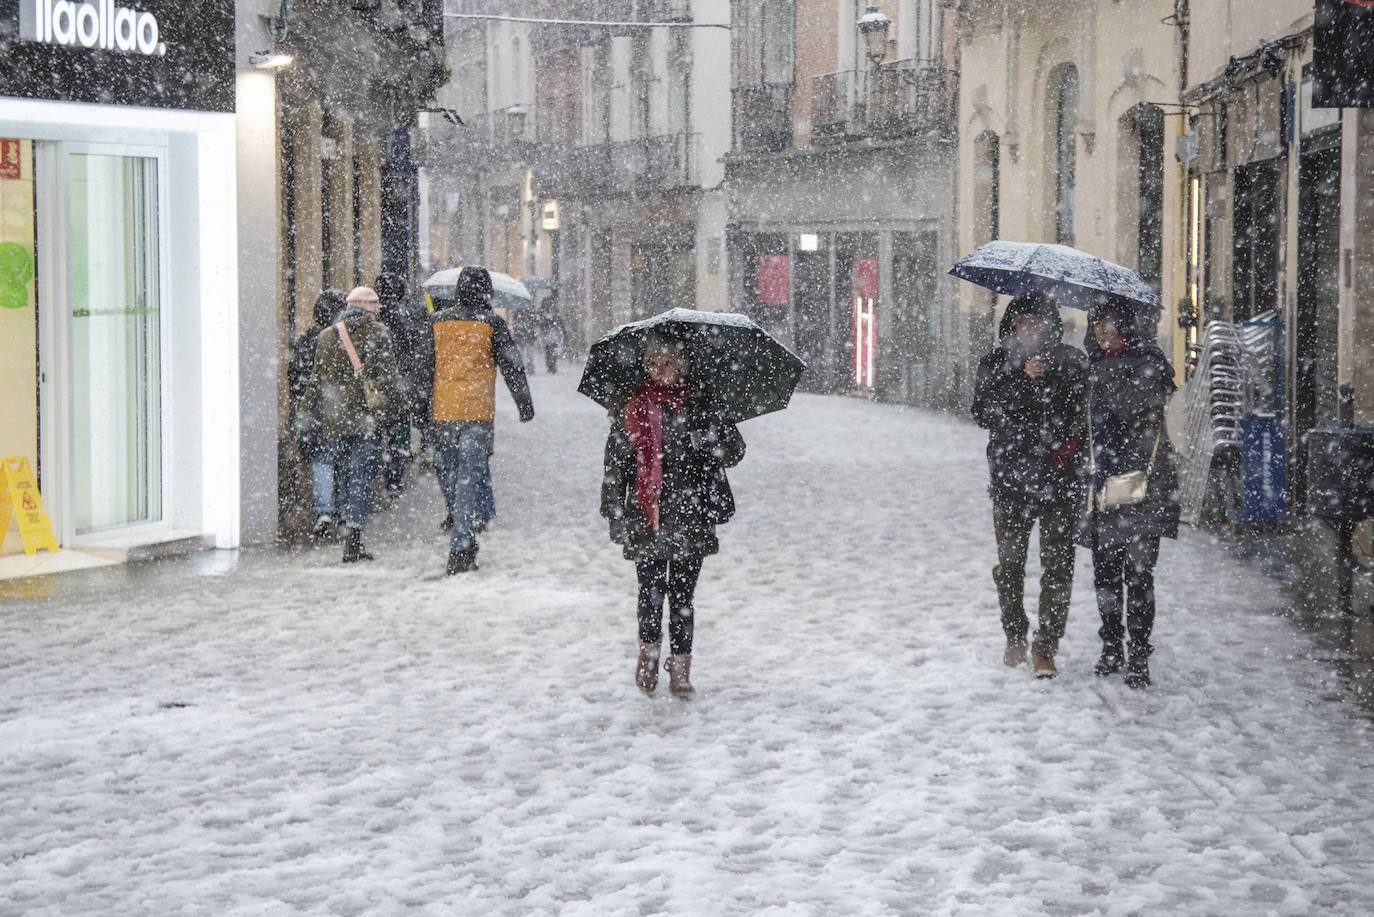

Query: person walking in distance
[373,271,430,500]
[289,288,347,538]
[420,267,534,575]
[971,292,1089,678]
[302,286,405,563]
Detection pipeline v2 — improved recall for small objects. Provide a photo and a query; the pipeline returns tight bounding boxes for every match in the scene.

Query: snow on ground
[2,371,1373,916]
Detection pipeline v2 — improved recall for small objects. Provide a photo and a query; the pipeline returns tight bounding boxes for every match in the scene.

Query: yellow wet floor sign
[1,456,59,555]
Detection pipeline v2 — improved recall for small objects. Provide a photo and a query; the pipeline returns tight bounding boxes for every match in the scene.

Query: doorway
[1295,136,1342,508]
[37,143,167,539]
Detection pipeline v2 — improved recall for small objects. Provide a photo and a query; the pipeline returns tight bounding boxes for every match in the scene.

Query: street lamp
[505,104,528,143]
[857,6,891,65]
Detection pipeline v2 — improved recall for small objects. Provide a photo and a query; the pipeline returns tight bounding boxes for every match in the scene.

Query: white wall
[234,42,281,544]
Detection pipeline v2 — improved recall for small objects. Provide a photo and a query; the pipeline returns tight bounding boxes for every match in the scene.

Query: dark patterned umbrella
[578,308,805,423]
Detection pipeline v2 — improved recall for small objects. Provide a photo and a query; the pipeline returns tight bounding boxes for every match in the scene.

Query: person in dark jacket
[536,292,565,374]
[971,292,1089,678]
[288,288,348,538]
[419,267,535,574]
[302,286,405,562]
[600,338,746,697]
[1080,297,1180,689]
[374,272,430,499]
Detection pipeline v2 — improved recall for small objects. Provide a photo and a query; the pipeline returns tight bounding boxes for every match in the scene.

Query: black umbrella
[578,308,806,423]
[949,240,1162,312]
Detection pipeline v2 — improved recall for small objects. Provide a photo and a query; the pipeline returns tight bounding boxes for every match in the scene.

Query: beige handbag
[1088,389,1162,512]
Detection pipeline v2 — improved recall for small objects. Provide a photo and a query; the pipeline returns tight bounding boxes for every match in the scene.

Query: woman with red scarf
[600,339,746,697]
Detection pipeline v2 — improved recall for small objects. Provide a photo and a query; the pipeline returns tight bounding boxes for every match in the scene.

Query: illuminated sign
[19,0,166,56]
[0,0,233,112]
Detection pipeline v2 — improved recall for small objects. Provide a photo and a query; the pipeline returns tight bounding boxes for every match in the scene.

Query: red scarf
[624,380,689,530]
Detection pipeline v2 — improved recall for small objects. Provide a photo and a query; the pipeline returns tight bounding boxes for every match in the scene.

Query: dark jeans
[635,556,704,656]
[433,422,493,554]
[330,436,382,529]
[1092,533,1161,660]
[992,501,1076,653]
[381,420,410,495]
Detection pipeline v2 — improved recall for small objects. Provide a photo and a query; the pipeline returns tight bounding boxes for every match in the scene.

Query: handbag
[702,462,736,524]
[1088,388,1162,512]
[335,322,386,411]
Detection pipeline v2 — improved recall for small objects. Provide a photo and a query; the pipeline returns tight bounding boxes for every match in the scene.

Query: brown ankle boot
[635,642,661,693]
[1031,647,1058,679]
[665,654,695,697]
[1003,638,1027,668]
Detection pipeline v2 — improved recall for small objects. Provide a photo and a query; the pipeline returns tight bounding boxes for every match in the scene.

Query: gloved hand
[607,515,627,545]
[1051,435,1081,470]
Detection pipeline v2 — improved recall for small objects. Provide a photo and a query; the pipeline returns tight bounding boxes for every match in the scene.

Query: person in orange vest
[420,267,534,574]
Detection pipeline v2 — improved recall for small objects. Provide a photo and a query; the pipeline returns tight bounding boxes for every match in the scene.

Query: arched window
[1051,65,1079,244]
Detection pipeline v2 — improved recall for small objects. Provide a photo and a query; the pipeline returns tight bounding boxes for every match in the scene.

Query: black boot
[1125,653,1151,689]
[445,547,478,575]
[1094,644,1124,677]
[341,526,374,563]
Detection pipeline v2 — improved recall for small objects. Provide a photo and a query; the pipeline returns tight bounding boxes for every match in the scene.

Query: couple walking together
[973,293,1180,689]
[299,268,534,572]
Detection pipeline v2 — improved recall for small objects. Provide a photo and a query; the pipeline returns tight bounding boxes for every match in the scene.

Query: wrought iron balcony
[810,60,956,145]
[735,86,794,153]
[532,133,701,199]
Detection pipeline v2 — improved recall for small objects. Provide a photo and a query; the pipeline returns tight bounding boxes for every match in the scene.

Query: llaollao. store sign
[20,1,165,57]
[0,0,233,112]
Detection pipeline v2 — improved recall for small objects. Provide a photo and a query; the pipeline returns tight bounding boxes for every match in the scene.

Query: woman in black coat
[601,339,745,697]
[1081,298,1180,688]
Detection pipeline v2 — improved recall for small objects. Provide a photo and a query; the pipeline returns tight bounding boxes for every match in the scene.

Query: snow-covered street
[3,372,1373,916]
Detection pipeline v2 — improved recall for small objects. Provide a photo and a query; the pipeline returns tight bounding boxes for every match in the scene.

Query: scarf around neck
[624,380,690,530]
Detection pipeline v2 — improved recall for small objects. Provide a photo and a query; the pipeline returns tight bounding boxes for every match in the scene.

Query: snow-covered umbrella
[578,308,806,423]
[421,267,533,310]
[949,240,1162,312]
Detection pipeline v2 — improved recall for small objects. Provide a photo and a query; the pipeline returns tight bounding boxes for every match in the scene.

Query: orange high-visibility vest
[432,320,498,421]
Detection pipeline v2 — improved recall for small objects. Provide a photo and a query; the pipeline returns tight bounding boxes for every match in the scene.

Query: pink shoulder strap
[335,321,363,374]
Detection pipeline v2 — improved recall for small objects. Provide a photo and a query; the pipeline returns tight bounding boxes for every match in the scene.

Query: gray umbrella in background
[422,267,533,310]
[949,240,1162,313]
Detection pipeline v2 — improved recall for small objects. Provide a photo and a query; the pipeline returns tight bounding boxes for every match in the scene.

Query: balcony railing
[810,70,859,144]
[868,60,956,139]
[735,86,794,153]
[811,60,956,145]
[532,133,700,199]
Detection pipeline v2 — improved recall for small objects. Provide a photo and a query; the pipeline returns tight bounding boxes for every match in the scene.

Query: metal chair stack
[1177,310,1280,525]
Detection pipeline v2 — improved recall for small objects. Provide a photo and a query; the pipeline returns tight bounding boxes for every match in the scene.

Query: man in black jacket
[971,293,1088,678]
[374,272,430,499]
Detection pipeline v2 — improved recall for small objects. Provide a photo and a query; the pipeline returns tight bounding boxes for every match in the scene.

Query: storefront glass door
[67,152,163,532]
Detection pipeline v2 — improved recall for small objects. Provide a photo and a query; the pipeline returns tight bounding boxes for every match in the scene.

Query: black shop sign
[0,0,234,112]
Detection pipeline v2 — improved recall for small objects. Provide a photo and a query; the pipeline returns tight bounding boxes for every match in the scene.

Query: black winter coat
[1080,345,1181,549]
[601,396,745,561]
[972,342,1089,507]
[288,323,333,455]
[379,299,432,419]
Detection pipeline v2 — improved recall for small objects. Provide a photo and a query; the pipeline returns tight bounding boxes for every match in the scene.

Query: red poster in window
[0,140,21,180]
[756,255,789,304]
[851,257,878,299]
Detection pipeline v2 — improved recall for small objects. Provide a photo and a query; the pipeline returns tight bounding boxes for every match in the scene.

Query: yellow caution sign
[1,456,59,555]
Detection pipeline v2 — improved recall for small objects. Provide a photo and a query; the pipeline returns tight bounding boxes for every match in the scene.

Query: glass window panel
[69,153,162,532]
